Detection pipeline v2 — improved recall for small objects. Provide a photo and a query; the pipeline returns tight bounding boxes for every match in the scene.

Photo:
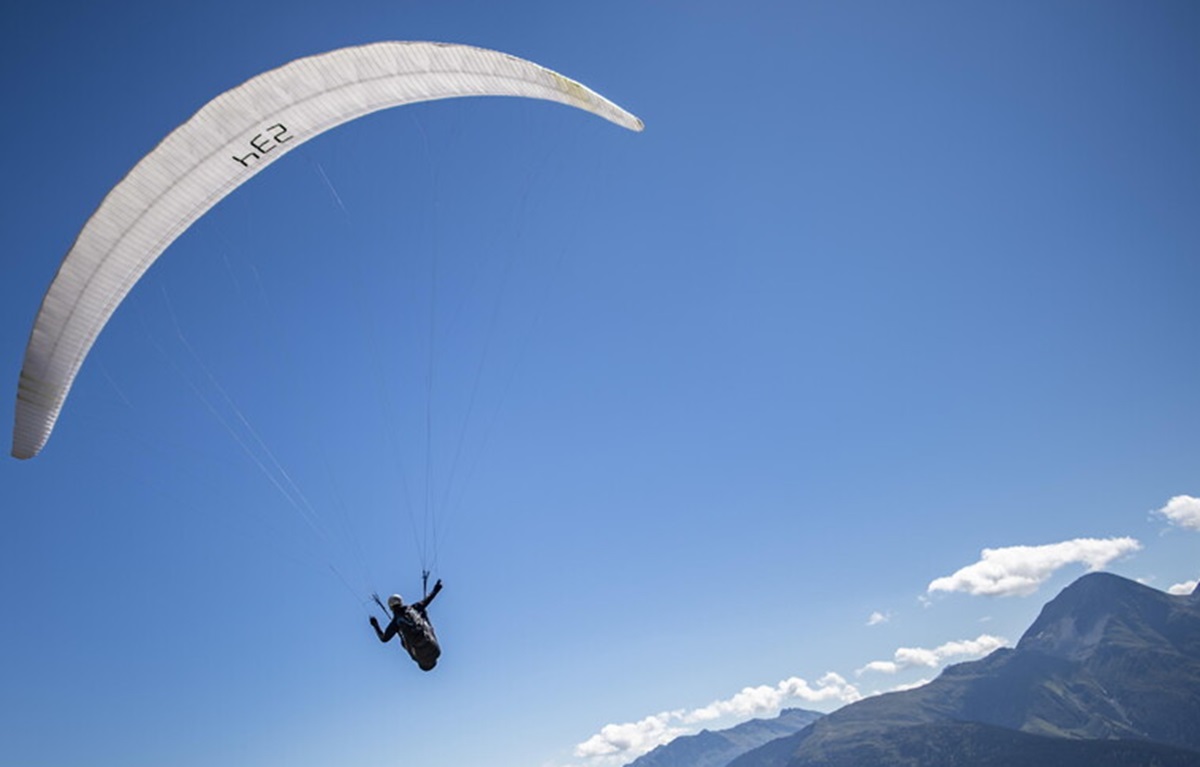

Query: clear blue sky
[2,2,1198,766]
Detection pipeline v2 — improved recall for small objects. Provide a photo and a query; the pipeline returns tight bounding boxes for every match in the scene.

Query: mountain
[728,573,1200,767]
[626,708,823,767]
[755,721,1200,767]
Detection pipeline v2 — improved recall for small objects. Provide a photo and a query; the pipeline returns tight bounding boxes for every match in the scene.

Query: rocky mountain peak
[1016,572,1169,660]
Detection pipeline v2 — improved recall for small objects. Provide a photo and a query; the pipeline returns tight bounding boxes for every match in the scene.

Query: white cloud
[1155,495,1200,531]
[893,646,940,668]
[571,674,861,765]
[1168,579,1198,596]
[882,677,932,694]
[927,537,1142,597]
[858,660,898,674]
[867,611,889,626]
[573,714,688,761]
[857,634,1007,676]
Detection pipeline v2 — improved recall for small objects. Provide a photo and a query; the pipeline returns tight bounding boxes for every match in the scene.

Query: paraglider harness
[372,571,441,670]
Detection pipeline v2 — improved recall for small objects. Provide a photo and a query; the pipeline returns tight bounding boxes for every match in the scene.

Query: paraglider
[12,41,643,460]
[11,43,642,673]
[371,580,445,671]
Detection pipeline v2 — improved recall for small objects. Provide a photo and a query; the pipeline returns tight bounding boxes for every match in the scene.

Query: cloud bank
[1155,495,1200,531]
[571,674,861,766]
[927,537,1142,597]
[857,634,1007,675]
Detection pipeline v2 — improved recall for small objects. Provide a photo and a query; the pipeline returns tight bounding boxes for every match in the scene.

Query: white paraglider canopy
[12,41,642,459]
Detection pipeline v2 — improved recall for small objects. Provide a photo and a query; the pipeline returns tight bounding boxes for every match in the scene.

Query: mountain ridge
[625,708,822,767]
[724,572,1200,767]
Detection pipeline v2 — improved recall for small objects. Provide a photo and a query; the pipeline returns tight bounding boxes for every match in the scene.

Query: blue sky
[2,2,1198,766]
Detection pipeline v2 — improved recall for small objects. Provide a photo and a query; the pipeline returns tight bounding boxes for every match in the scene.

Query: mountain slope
[728,573,1200,767]
[781,721,1200,767]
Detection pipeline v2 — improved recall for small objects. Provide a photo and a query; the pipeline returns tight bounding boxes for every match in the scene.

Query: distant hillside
[627,708,822,767]
[727,573,1200,767]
